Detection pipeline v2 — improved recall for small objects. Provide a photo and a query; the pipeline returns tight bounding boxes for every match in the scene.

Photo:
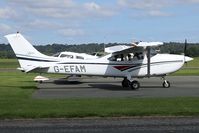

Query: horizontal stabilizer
[34,76,49,82]
[17,67,25,72]
[25,66,49,73]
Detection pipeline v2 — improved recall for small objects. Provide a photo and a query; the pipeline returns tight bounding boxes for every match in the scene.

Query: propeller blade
[184,39,187,56]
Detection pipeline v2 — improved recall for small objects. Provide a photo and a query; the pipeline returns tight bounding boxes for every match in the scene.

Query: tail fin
[4,33,56,72]
[4,33,45,58]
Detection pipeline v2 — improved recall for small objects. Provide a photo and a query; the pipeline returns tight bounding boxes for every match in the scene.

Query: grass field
[0,58,199,119]
[0,59,19,68]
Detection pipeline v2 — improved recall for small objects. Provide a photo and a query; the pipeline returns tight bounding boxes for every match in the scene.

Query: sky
[0,0,199,45]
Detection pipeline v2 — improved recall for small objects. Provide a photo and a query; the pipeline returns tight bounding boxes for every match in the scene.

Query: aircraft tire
[122,78,130,88]
[163,80,170,88]
[130,80,140,90]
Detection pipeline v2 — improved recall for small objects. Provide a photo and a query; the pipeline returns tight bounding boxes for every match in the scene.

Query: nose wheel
[162,77,170,88]
[122,78,140,90]
[163,80,170,88]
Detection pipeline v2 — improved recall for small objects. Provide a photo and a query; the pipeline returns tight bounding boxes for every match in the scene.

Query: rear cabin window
[60,54,73,58]
[76,56,84,59]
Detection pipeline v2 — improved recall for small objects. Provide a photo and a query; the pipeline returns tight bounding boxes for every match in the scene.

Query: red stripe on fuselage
[113,66,131,71]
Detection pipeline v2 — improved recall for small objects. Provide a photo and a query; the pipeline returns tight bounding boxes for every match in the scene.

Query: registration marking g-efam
[54,65,86,73]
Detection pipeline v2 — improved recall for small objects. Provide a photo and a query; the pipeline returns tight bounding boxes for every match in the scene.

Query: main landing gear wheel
[130,80,140,90]
[122,78,130,88]
[163,80,170,88]
[122,78,140,90]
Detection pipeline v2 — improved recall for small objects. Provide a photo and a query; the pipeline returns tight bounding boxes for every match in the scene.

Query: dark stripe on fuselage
[17,57,58,62]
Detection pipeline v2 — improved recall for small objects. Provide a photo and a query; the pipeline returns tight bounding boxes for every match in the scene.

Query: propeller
[184,39,187,56]
[184,39,188,65]
[146,46,151,78]
[183,39,193,65]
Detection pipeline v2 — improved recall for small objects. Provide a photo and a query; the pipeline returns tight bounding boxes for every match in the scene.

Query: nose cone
[185,56,193,62]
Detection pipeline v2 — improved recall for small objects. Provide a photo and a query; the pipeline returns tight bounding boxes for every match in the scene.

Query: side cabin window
[108,55,122,61]
[108,49,157,62]
[150,48,158,56]
[60,54,73,59]
[109,53,144,61]
[109,54,132,61]
[134,52,144,60]
[76,56,84,60]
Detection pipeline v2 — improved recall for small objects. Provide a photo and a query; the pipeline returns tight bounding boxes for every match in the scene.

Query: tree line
[0,42,199,58]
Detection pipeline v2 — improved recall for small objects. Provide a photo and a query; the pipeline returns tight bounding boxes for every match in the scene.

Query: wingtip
[4,32,21,38]
[4,34,10,39]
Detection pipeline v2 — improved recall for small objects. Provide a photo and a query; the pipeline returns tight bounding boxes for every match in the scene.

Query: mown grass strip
[1,97,199,119]
[0,59,19,68]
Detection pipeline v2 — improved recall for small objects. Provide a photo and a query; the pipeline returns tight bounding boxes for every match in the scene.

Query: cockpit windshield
[151,47,159,56]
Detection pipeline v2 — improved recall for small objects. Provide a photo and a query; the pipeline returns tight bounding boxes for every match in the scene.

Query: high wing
[105,45,132,53]
[110,42,163,55]
[112,45,143,55]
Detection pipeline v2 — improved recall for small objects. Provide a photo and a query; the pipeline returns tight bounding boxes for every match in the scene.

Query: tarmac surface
[1,117,199,133]
[33,76,199,99]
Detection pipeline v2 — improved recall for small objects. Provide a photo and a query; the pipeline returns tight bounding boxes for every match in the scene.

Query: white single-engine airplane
[5,32,193,90]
